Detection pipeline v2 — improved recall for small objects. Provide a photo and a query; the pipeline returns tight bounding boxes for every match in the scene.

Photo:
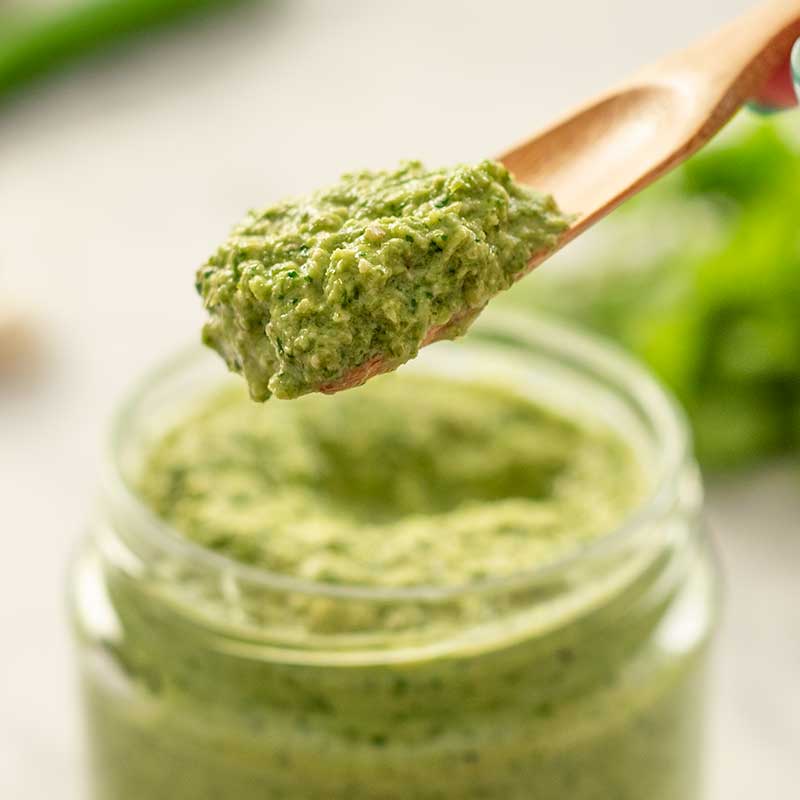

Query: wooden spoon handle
[501,0,800,247]
[644,0,800,131]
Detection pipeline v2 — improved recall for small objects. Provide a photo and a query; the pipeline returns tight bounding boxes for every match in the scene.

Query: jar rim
[100,310,696,603]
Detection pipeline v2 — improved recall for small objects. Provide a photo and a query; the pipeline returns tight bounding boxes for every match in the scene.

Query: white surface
[0,1,797,797]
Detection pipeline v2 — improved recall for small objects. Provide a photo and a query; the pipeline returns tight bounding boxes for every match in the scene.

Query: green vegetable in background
[0,0,245,100]
[502,117,800,469]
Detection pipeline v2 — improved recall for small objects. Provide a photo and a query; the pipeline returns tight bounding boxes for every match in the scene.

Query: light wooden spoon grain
[322,0,800,394]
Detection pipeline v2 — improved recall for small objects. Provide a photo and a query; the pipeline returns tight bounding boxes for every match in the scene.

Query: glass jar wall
[69,313,719,800]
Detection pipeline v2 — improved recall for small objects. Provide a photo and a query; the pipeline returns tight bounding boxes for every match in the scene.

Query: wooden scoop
[501,0,800,267]
[322,0,800,394]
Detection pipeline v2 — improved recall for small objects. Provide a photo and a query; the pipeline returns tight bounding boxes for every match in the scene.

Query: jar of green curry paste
[69,312,719,799]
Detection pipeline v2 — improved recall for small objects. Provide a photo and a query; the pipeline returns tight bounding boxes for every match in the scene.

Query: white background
[1,1,798,797]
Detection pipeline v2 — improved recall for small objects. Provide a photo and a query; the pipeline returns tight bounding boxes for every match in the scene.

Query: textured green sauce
[139,375,642,591]
[77,372,712,799]
[197,161,568,400]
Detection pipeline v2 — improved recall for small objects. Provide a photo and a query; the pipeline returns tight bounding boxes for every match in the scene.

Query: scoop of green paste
[139,374,643,588]
[196,161,568,400]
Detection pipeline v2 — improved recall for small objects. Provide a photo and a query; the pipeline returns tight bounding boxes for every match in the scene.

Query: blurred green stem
[0,0,246,100]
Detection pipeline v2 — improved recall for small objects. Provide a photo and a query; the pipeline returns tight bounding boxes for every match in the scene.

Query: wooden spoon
[322,0,800,394]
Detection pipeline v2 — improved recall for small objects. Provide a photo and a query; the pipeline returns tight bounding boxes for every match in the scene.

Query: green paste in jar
[196,161,569,400]
[80,371,711,799]
[139,375,641,591]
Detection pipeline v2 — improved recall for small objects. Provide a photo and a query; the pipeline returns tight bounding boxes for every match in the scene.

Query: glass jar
[69,312,719,800]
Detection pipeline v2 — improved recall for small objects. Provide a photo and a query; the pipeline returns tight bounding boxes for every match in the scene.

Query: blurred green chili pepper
[0,0,246,100]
